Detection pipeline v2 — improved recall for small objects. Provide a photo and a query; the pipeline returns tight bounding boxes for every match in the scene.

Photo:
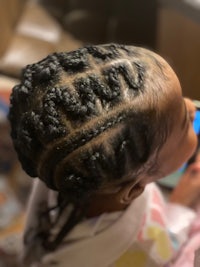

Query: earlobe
[118,181,145,205]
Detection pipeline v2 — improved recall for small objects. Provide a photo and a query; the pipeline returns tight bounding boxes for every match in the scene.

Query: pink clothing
[169,211,200,267]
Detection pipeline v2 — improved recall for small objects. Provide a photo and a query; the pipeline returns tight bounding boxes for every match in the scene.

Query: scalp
[9,44,171,198]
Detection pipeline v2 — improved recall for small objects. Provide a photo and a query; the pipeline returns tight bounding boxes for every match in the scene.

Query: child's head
[8,44,197,205]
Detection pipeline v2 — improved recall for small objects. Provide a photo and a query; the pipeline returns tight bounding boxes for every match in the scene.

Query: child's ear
[117,181,145,205]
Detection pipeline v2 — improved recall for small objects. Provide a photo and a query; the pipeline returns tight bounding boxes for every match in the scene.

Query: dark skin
[87,153,200,218]
[87,181,144,217]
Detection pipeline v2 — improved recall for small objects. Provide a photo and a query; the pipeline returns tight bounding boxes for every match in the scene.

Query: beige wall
[0,0,26,55]
[157,7,200,100]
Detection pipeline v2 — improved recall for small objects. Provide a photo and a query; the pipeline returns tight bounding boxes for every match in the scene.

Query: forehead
[155,59,182,112]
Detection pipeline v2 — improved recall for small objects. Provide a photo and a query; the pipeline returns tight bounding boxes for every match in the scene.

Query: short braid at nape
[9,43,170,199]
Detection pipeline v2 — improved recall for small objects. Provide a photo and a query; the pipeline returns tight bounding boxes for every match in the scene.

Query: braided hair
[9,44,172,250]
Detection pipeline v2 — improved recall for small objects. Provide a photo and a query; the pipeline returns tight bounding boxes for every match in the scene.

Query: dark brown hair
[9,44,172,250]
[9,43,172,197]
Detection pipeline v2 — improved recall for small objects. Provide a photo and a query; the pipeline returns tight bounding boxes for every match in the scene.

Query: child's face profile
[87,66,198,216]
[98,63,197,192]
[142,74,197,187]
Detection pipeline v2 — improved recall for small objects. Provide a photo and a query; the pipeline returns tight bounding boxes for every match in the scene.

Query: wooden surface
[157,6,200,99]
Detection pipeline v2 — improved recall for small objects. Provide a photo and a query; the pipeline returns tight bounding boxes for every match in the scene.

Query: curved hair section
[9,43,169,200]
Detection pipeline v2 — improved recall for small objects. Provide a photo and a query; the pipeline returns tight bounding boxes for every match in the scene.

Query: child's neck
[86,193,128,218]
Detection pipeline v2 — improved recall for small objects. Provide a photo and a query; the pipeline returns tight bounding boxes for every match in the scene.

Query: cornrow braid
[9,43,170,196]
[39,110,129,189]
[9,43,171,251]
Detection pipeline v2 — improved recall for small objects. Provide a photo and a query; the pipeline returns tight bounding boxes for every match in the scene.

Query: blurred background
[0,0,200,266]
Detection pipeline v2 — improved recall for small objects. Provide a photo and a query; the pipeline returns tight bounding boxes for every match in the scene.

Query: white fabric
[23,179,146,267]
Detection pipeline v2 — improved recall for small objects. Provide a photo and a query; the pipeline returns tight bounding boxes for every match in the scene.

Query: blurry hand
[169,156,200,208]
